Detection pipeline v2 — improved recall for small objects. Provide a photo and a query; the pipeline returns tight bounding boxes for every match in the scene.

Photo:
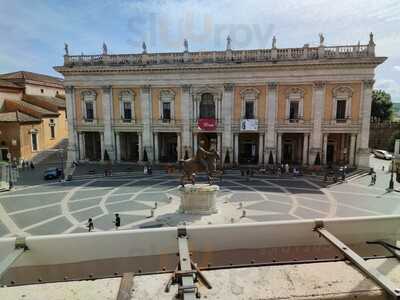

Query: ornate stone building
[54,34,386,167]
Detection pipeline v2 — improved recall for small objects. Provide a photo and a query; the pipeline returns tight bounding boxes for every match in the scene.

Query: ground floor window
[84,132,101,161]
[31,133,38,151]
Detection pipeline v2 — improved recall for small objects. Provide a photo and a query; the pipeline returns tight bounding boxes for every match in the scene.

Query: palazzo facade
[55,34,386,168]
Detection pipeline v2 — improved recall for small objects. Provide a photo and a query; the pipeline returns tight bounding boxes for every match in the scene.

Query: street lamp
[389,158,394,190]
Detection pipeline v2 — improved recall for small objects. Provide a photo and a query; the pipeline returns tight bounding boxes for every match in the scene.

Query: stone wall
[369,121,400,150]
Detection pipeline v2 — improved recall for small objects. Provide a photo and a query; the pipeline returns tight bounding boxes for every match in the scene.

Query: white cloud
[375,79,400,102]
[394,66,400,72]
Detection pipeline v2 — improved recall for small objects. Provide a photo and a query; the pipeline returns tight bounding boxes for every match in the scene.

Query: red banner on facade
[198,118,216,131]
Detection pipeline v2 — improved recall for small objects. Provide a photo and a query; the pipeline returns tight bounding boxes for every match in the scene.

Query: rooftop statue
[272,35,277,49]
[142,41,147,54]
[319,33,324,46]
[64,43,69,56]
[102,42,108,55]
[180,139,220,185]
[369,32,375,46]
[184,38,189,52]
[226,35,232,50]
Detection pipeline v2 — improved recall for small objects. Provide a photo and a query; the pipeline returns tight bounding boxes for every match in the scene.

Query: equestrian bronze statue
[180,140,220,185]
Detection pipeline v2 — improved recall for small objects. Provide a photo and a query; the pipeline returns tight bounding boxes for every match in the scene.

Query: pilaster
[310,81,326,165]
[222,83,234,166]
[357,80,374,168]
[102,86,115,161]
[265,82,278,159]
[141,85,153,163]
[65,86,79,163]
[181,84,192,157]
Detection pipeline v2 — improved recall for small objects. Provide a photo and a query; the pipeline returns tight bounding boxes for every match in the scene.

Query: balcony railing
[76,118,103,127]
[63,43,376,67]
[322,119,361,126]
[278,118,312,127]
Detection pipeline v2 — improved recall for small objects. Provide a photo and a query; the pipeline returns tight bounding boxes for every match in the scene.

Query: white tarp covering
[240,119,258,131]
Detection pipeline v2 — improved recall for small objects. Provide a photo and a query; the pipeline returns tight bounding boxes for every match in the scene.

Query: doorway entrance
[84,132,101,161]
[120,132,139,162]
[159,133,178,162]
[239,133,259,164]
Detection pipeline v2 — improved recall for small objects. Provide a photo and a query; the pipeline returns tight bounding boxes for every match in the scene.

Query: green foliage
[371,89,393,121]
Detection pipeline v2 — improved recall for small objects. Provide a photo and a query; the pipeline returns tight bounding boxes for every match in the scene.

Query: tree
[371,90,393,121]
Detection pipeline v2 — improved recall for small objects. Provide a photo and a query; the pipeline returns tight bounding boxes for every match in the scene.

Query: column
[154,132,159,163]
[116,132,121,161]
[322,133,328,165]
[138,132,143,162]
[141,86,153,163]
[310,81,326,165]
[177,133,181,160]
[265,82,277,164]
[302,133,309,165]
[357,80,374,167]
[79,132,85,160]
[234,133,239,165]
[100,133,105,161]
[258,134,264,165]
[217,133,222,156]
[349,134,356,166]
[102,86,115,161]
[65,86,79,162]
[277,133,282,164]
[181,85,192,157]
[222,83,234,166]
[193,133,198,154]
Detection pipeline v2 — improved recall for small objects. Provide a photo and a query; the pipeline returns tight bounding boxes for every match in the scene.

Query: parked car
[43,167,62,180]
[373,150,393,160]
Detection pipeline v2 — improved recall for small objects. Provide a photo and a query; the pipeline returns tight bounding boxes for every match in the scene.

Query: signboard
[240,119,258,131]
[198,118,216,131]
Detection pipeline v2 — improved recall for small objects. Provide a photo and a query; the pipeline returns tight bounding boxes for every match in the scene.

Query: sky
[0,0,399,100]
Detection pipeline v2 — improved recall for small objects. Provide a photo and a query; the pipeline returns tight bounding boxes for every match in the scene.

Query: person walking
[371,172,377,185]
[87,218,94,232]
[113,213,121,230]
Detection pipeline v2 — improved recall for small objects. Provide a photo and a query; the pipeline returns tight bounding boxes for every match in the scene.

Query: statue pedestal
[179,184,219,214]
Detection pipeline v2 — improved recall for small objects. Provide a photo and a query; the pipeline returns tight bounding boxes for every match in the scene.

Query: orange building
[55,34,385,168]
[0,71,68,162]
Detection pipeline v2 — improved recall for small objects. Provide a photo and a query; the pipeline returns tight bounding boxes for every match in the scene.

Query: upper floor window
[81,90,97,122]
[49,119,56,139]
[245,101,255,119]
[119,90,134,121]
[286,88,304,121]
[332,86,353,122]
[160,89,175,121]
[289,101,299,121]
[240,88,259,120]
[199,93,215,119]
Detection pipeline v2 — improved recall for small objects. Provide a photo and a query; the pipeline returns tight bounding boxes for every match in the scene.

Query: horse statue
[180,147,220,186]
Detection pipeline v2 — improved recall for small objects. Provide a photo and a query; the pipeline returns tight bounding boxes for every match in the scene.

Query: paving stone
[245,201,290,214]
[134,193,170,203]
[293,206,327,219]
[11,205,62,229]
[26,217,72,236]
[72,207,104,222]
[93,214,146,230]
[70,188,112,200]
[106,200,152,213]
[230,192,264,202]
[0,192,67,213]
[68,197,103,211]
[248,214,298,222]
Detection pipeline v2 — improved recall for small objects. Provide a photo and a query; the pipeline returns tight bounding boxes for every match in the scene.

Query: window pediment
[81,90,97,101]
[286,87,305,99]
[333,86,353,98]
[240,88,260,100]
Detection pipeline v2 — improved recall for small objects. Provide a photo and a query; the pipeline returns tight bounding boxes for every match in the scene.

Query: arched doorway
[199,93,215,119]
